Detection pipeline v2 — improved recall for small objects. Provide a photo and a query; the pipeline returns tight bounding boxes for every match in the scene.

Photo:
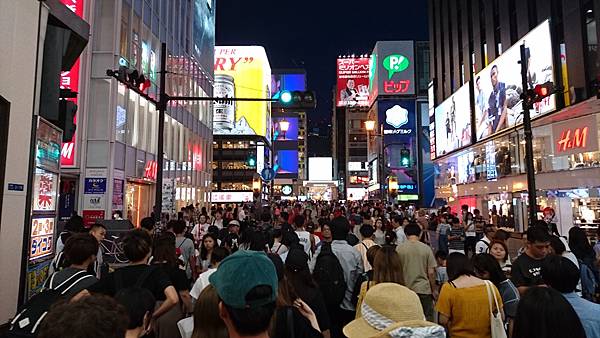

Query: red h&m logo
[144,161,158,180]
[557,127,588,153]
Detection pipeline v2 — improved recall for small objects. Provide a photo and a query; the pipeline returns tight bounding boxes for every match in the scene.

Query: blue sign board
[261,168,276,181]
[84,178,107,194]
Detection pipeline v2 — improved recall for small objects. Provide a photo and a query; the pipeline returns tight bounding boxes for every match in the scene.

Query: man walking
[396,222,438,321]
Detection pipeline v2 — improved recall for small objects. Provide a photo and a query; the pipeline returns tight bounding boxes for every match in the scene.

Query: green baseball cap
[209,250,278,309]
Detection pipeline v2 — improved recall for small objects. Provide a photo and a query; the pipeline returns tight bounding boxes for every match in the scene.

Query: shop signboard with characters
[26,118,62,298]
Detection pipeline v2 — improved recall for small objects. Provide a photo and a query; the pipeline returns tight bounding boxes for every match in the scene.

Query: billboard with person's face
[213,46,271,138]
[336,57,370,107]
[434,83,472,157]
[474,19,555,141]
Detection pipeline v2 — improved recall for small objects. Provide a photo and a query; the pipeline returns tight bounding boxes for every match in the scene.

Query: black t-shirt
[511,252,546,288]
[153,263,189,297]
[300,287,330,332]
[272,307,323,338]
[88,264,172,300]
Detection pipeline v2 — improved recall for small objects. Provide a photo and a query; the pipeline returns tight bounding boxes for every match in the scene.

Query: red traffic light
[533,82,554,102]
[534,84,548,97]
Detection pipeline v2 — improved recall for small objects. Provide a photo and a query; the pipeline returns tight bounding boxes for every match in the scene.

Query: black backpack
[312,242,347,306]
[7,270,95,337]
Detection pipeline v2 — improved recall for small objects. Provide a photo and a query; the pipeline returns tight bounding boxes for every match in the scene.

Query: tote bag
[484,280,507,338]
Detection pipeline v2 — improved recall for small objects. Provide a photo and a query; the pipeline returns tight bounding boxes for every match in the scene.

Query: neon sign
[557,127,589,153]
[383,80,411,94]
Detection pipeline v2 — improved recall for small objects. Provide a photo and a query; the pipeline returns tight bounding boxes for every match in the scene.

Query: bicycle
[100,235,129,264]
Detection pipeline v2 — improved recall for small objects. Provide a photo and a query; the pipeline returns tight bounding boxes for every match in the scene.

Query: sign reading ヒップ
[369,41,416,106]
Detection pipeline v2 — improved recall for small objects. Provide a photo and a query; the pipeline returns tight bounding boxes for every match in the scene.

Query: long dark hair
[284,266,317,302]
[191,285,228,338]
[200,233,218,261]
[568,227,595,261]
[447,252,475,281]
[372,246,403,284]
[513,287,586,338]
[152,232,178,267]
[472,253,506,286]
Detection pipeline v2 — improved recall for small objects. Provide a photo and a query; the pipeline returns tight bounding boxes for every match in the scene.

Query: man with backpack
[475,224,496,254]
[7,234,99,337]
[310,216,363,338]
[173,220,197,281]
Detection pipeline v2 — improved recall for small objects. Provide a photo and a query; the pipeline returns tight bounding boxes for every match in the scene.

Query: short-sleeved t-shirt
[88,264,172,300]
[154,263,189,296]
[396,240,437,295]
[176,236,195,279]
[46,267,98,299]
[511,252,546,288]
[448,228,465,251]
[435,282,503,338]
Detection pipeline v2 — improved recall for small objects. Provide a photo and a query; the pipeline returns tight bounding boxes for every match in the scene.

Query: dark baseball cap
[209,250,278,309]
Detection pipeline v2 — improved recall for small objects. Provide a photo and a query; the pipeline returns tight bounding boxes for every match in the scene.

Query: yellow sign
[214,46,271,138]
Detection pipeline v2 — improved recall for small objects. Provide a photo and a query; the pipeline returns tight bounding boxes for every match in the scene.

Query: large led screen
[309,157,333,181]
[193,0,215,73]
[474,19,555,141]
[214,46,271,137]
[435,83,472,157]
[274,150,298,176]
[336,57,370,107]
[272,73,306,99]
[273,117,298,141]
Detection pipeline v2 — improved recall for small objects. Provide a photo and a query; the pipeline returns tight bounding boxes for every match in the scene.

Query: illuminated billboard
[474,20,554,141]
[273,117,298,141]
[336,57,370,107]
[434,83,472,157]
[193,0,215,73]
[274,150,299,177]
[369,41,416,105]
[214,46,271,138]
[272,73,306,98]
[309,157,333,181]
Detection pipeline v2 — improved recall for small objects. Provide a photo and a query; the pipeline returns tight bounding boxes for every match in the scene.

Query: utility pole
[520,43,537,225]
[154,43,167,222]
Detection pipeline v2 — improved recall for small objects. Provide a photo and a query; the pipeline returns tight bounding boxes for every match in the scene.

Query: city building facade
[429,0,600,233]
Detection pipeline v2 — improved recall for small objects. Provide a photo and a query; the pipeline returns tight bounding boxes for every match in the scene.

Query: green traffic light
[248,158,256,166]
[280,90,292,104]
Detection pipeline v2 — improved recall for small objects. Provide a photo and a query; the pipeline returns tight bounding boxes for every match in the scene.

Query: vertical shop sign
[83,168,107,226]
[59,0,84,167]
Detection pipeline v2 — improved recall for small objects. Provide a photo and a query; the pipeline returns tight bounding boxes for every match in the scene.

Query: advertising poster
[213,46,271,138]
[193,0,215,73]
[83,210,105,227]
[457,151,475,184]
[29,217,55,261]
[33,169,58,213]
[434,83,472,156]
[27,260,51,298]
[112,179,124,212]
[273,117,299,141]
[369,41,416,106]
[336,57,370,107]
[59,179,77,221]
[274,150,299,176]
[475,20,555,141]
[211,191,253,203]
[84,177,107,194]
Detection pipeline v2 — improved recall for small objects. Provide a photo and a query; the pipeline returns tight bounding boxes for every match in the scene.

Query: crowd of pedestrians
[6,201,600,338]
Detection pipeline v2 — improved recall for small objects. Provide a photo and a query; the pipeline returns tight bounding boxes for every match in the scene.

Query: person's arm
[179,289,193,314]
[438,313,450,327]
[294,299,320,333]
[153,286,179,319]
[427,251,439,300]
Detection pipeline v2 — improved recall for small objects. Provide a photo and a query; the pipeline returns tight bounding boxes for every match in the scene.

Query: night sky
[215,1,429,154]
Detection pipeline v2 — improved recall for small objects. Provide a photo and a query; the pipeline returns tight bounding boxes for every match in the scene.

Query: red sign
[552,114,599,156]
[383,80,411,94]
[336,57,370,107]
[59,0,84,167]
[83,210,105,227]
[144,160,158,180]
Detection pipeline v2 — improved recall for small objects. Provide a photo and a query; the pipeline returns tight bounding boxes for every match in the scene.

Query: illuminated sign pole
[520,43,537,225]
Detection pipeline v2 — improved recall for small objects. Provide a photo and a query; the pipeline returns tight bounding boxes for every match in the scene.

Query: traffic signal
[524,81,555,107]
[400,148,410,167]
[59,99,77,142]
[247,149,257,168]
[276,90,316,109]
[107,66,151,93]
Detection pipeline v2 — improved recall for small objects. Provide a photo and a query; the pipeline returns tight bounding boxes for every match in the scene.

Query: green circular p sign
[383,54,410,79]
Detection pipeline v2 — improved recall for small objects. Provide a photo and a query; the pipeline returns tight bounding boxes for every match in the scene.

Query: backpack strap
[50,270,87,291]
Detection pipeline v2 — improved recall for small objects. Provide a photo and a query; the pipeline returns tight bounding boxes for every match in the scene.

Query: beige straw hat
[343,283,445,338]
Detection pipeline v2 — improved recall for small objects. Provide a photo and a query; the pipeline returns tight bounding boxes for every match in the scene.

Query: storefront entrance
[125,181,153,228]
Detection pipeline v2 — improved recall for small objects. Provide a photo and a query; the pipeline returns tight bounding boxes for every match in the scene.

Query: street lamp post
[365,120,385,201]
[279,118,290,140]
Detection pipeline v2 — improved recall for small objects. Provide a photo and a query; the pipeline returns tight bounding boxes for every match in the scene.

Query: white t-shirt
[475,236,492,254]
[295,230,320,258]
[190,268,216,300]
[395,226,407,245]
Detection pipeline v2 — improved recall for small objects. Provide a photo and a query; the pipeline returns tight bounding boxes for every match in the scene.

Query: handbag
[484,280,507,338]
